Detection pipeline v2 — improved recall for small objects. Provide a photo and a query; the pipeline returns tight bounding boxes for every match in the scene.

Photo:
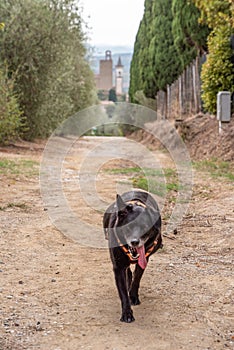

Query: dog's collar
[117,238,158,264]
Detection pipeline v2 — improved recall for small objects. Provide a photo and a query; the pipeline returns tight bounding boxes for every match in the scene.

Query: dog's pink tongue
[137,245,147,269]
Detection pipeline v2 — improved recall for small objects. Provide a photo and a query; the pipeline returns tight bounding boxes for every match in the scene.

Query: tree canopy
[0,0,96,141]
[108,88,117,103]
[172,0,209,68]
[194,0,234,113]
[129,0,208,102]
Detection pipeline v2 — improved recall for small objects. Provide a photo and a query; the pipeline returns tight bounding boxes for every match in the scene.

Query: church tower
[115,56,124,95]
[98,50,113,91]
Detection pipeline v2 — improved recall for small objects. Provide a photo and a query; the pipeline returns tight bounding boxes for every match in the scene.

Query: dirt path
[0,137,233,350]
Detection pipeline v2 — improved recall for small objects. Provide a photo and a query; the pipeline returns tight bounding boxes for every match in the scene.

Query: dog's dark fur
[103,190,162,323]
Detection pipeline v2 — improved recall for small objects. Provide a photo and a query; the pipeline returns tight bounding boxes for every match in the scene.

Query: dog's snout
[131,239,140,247]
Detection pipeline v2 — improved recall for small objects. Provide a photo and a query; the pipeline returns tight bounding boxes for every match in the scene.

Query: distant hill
[91,45,133,56]
[87,45,133,93]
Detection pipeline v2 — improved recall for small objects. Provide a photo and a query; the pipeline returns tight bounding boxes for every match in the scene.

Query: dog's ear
[116,194,126,211]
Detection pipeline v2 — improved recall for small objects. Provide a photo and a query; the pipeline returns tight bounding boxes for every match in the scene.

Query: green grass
[105,166,179,197]
[105,167,142,174]
[132,176,180,195]
[105,166,176,177]
[193,159,234,181]
[0,158,39,176]
[132,176,165,196]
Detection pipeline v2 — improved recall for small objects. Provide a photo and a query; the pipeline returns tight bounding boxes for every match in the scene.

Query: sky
[81,0,145,48]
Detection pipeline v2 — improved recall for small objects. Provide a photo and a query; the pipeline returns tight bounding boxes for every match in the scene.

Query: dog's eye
[126,204,133,212]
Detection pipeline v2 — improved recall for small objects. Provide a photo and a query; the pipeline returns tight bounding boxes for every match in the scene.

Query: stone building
[95,50,124,95]
[95,50,113,91]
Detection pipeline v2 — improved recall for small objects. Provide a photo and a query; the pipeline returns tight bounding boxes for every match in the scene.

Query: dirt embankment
[178,114,234,161]
[132,113,234,161]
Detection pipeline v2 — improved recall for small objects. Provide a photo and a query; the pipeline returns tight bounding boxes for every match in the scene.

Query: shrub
[201,26,233,113]
[0,66,24,145]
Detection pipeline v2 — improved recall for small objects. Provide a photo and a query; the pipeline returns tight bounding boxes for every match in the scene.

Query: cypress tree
[130,0,182,101]
[172,0,209,69]
[129,1,153,102]
[150,0,182,93]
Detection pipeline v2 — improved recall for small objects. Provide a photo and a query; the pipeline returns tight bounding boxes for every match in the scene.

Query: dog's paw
[130,295,141,306]
[120,309,135,323]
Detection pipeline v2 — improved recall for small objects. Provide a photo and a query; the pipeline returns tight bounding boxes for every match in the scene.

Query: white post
[218,120,223,135]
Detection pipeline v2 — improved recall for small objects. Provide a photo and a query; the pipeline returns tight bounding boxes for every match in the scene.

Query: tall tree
[172,0,209,69]
[129,1,152,102]
[0,0,96,139]
[150,0,182,92]
[129,0,182,102]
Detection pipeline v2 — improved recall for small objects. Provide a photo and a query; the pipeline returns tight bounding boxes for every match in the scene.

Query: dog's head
[115,194,160,249]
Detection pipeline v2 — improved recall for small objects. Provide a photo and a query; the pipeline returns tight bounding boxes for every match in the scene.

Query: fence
[156,55,205,120]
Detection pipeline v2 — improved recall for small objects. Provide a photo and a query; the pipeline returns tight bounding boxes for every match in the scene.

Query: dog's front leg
[126,267,132,291]
[114,267,135,323]
[129,264,145,305]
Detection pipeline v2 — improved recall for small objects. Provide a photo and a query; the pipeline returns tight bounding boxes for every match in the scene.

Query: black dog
[103,190,162,323]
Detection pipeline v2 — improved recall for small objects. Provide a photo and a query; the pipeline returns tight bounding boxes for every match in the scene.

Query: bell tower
[98,50,113,91]
[115,56,124,95]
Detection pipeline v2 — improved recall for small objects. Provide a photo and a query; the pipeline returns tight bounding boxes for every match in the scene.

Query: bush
[194,0,234,114]
[0,66,24,145]
[201,26,233,113]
